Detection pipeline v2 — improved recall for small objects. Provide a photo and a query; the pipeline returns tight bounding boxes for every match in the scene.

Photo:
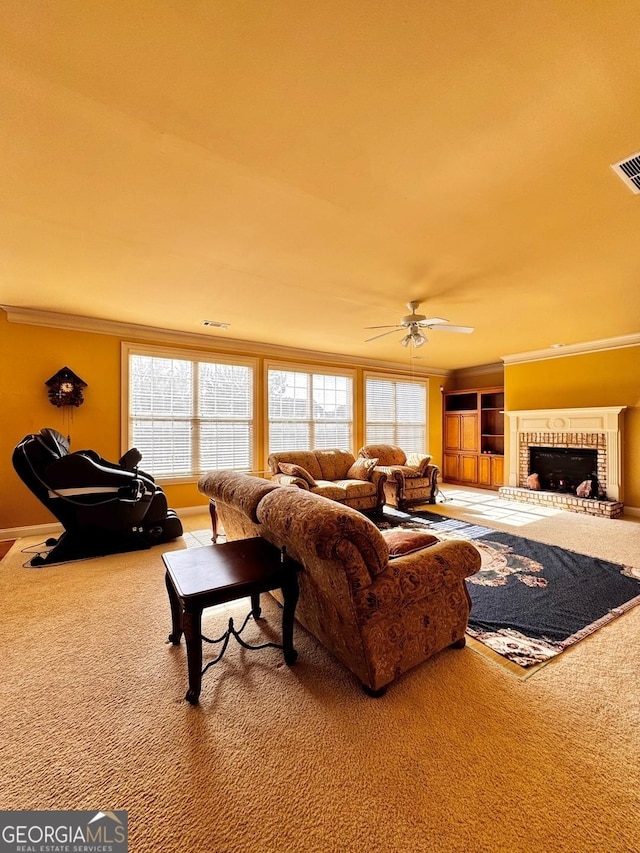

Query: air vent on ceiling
[611,151,640,194]
[202,319,230,329]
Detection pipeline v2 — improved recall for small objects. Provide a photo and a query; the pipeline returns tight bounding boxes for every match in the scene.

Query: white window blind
[268,368,353,453]
[365,376,427,452]
[128,350,254,479]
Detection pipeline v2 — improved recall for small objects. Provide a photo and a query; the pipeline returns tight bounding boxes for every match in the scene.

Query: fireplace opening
[529,446,599,495]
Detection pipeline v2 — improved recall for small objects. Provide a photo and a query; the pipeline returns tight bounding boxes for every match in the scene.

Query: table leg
[209,499,219,543]
[280,573,299,666]
[250,591,261,619]
[165,571,183,645]
[182,607,203,704]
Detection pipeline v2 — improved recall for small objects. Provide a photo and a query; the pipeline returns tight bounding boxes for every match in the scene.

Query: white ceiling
[1,1,639,370]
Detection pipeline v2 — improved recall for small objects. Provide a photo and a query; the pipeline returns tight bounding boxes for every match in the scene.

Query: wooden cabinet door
[478,455,491,486]
[445,413,478,451]
[461,413,478,451]
[491,455,504,487]
[444,415,461,450]
[443,453,460,481]
[459,455,478,483]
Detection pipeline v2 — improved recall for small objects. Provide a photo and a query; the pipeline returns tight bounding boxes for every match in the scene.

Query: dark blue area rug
[378,508,640,668]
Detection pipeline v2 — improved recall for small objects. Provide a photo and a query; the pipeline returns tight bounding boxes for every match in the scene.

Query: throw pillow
[278,463,317,487]
[406,452,432,477]
[346,457,378,481]
[381,529,439,558]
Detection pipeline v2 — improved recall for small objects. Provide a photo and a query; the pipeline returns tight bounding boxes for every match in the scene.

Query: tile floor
[180,515,217,548]
[432,486,564,527]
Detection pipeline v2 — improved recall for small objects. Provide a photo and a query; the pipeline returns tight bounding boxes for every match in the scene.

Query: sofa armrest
[271,473,310,490]
[353,539,481,617]
[384,462,440,505]
[369,468,387,507]
[425,463,439,486]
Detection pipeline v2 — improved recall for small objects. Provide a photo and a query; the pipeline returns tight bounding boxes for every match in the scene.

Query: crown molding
[1,305,452,378]
[451,362,504,379]
[501,333,640,365]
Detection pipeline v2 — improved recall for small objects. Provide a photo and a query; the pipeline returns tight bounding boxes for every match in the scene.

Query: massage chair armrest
[75,447,148,474]
[45,452,152,498]
[119,447,143,470]
[73,451,157,489]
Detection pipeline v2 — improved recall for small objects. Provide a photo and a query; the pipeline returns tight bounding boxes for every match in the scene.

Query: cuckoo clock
[45,367,87,408]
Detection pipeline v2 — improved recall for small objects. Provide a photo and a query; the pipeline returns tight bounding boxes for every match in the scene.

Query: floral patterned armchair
[358,444,440,508]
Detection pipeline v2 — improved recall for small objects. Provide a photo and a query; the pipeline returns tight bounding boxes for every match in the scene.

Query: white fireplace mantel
[506,406,627,501]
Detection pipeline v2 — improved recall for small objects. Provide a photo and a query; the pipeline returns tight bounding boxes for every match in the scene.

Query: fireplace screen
[529,446,598,493]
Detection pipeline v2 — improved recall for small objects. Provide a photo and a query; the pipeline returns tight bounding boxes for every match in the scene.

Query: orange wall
[505,347,640,508]
[0,311,445,530]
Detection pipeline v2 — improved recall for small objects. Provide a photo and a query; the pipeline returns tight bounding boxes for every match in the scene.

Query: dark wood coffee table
[163,537,300,704]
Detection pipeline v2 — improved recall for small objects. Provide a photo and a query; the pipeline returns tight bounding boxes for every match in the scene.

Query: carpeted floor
[1,493,639,852]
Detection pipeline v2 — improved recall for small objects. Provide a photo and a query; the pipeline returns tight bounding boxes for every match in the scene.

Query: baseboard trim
[176,505,211,517]
[0,506,209,542]
[1,522,62,541]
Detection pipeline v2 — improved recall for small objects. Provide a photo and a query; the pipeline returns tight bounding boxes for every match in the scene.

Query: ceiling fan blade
[363,324,402,330]
[365,329,404,342]
[418,317,449,326]
[429,324,475,334]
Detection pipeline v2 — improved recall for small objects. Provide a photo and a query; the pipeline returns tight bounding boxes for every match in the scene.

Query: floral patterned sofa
[357,444,440,508]
[266,448,386,512]
[197,469,481,695]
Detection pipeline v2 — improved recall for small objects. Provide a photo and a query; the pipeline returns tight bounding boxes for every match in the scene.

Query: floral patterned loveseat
[267,448,386,512]
[197,469,481,695]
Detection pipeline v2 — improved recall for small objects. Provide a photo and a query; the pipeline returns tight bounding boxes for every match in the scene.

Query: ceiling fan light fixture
[364,300,473,347]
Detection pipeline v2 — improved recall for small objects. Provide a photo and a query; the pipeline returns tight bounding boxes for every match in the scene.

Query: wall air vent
[611,151,640,194]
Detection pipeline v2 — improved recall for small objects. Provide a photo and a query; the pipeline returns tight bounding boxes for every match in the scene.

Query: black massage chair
[12,428,183,566]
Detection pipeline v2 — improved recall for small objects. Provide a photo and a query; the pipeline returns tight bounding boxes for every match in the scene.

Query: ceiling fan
[364,301,474,347]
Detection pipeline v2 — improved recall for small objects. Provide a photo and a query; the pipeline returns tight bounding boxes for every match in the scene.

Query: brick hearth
[498,486,624,518]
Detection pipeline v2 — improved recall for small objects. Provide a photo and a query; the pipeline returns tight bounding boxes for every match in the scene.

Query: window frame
[121,342,259,484]
[265,360,357,455]
[363,371,429,452]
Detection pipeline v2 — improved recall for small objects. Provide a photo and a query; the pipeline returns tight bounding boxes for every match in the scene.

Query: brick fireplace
[499,406,626,518]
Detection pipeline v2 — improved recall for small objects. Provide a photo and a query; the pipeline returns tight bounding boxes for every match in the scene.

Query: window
[268,366,353,452]
[125,345,255,479]
[365,375,427,451]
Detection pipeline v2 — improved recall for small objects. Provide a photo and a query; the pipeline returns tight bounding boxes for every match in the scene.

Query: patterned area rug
[378,508,640,671]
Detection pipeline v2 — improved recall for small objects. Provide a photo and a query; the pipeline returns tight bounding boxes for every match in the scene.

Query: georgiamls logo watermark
[0,810,128,852]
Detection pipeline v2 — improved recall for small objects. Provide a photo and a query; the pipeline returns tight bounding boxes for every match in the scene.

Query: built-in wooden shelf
[443,386,504,489]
